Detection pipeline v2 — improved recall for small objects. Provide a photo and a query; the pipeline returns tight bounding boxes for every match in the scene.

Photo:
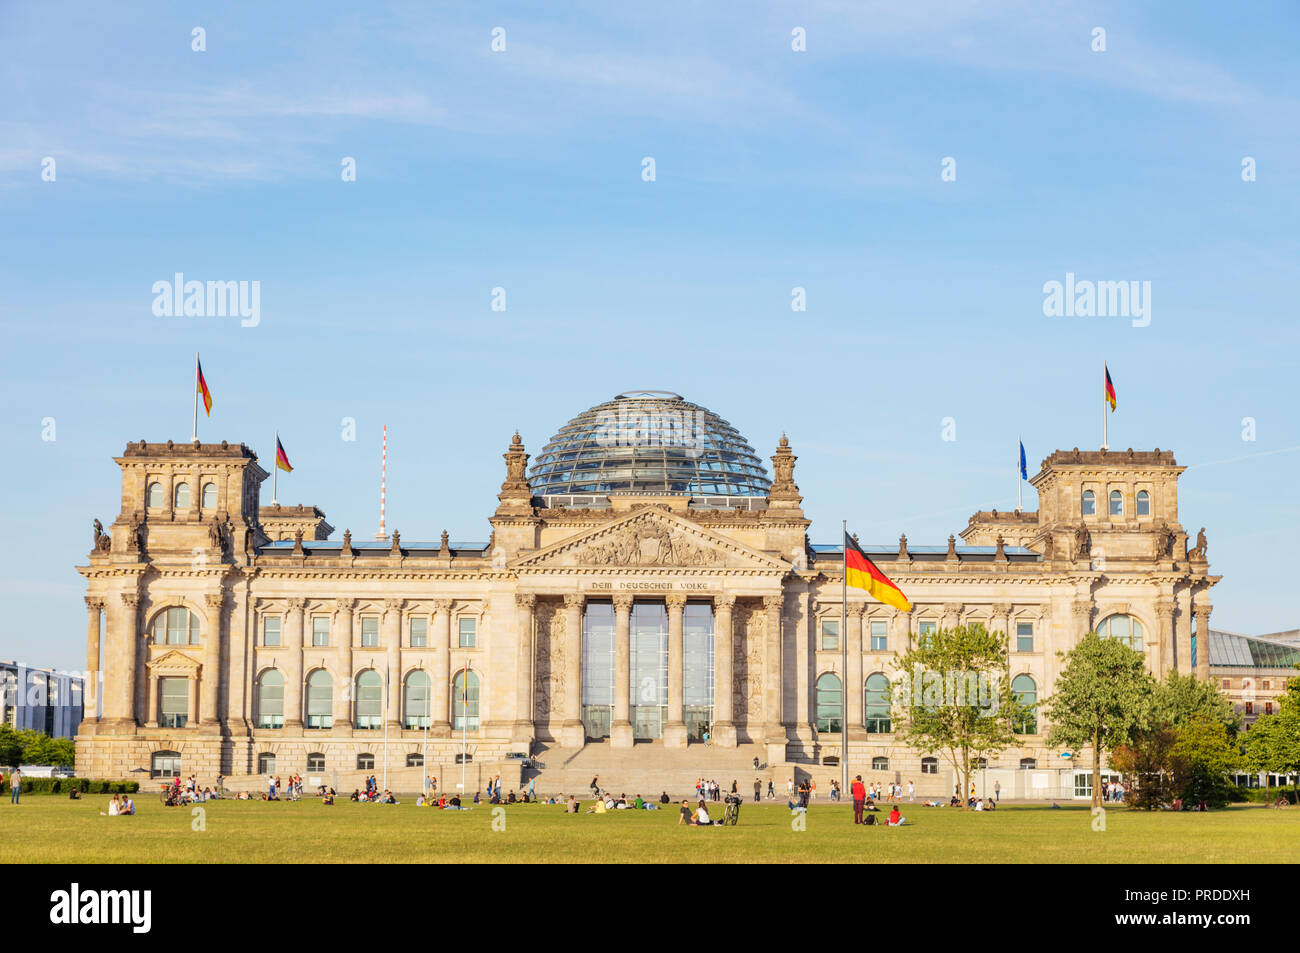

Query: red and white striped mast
[374,424,388,541]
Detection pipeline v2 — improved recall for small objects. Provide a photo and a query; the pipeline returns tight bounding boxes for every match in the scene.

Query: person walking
[590,775,600,798]
[851,775,866,824]
[754,778,762,803]
[9,766,20,804]
[767,779,775,799]
[907,779,915,801]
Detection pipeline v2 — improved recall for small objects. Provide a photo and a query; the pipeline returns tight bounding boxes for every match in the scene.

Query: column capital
[1155,598,1175,618]
[432,598,454,613]
[762,594,783,612]
[285,597,306,612]
[991,602,1013,617]
[611,594,635,612]
[1071,602,1093,619]
[665,594,688,611]
[562,593,585,609]
[336,597,357,613]
[713,594,736,610]
[85,596,105,611]
[1193,603,1213,617]
[204,592,225,611]
[846,602,866,618]
[383,598,404,614]
[515,593,538,609]
[119,592,139,608]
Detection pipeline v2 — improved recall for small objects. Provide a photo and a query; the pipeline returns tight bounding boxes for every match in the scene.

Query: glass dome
[528,391,772,497]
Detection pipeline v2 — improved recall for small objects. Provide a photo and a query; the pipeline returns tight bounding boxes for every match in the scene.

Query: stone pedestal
[663,722,688,749]
[713,722,738,748]
[611,722,635,748]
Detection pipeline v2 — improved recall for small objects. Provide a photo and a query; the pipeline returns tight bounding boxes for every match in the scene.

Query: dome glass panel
[528,391,772,497]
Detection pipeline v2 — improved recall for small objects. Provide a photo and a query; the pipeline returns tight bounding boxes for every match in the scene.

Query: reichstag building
[76,391,1219,796]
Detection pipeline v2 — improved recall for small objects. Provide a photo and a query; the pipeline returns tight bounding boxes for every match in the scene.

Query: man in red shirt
[850,775,867,824]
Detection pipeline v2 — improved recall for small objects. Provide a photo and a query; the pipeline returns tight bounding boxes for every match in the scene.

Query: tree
[1045,632,1155,808]
[0,724,75,768]
[1111,725,1178,810]
[1170,714,1239,808]
[1243,679,1300,800]
[1151,671,1241,734]
[891,623,1028,809]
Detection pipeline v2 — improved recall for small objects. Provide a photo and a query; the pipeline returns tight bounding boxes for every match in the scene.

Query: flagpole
[1017,436,1023,512]
[272,430,279,505]
[1101,362,1109,451]
[841,520,848,796]
[192,352,199,443]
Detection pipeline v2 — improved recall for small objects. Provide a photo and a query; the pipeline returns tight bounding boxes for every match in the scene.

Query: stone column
[894,609,912,652]
[846,604,865,739]
[145,671,159,728]
[228,583,249,731]
[664,595,687,748]
[384,599,402,730]
[333,599,355,733]
[992,603,1013,665]
[1194,601,1212,681]
[561,594,584,747]
[283,599,305,729]
[186,674,198,727]
[1072,602,1093,645]
[117,592,139,728]
[514,594,537,743]
[762,594,786,759]
[84,597,103,723]
[712,595,736,748]
[611,595,634,747]
[200,592,223,726]
[432,599,452,737]
[1154,599,1175,677]
[1175,588,1193,675]
[796,595,813,742]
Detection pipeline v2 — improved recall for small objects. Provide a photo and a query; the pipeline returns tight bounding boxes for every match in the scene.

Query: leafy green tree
[1151,671,1241,734]
[0,725,75,767]
[1170,714,1239,808]
[0,725,23,767]
[1044,632,1155,808]
[1243,679,1300,800]
[1111,726,1178,810]
[891,623,1028,809]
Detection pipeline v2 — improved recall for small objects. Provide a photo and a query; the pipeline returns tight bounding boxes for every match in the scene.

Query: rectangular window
[159,677,188,728]
[1266,702,1273,715]
[1245,702,1254,715]
[263,616,281,647]
[869,620,888,652]
[820,619,839,651]
[682,602,714,741]
[919,621,936,646]
[458,617,476,648]
[1221,679,1231,689]
[311,617,330,647]
[1016,622,1034,653]
[1263,680,1271,690]
[409,617,428,648]
[361,617,379,648]
[582,603,615,739]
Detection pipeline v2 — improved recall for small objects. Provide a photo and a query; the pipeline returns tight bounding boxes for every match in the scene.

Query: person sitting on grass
[322,790,335,805]
[101,794,121,816]
[678,800,694,825]
[864,797,878,812]
[695,801,713,826]
[887,806,906,826]
[121,795,135,815]
[984,798,996,812]
[69,787,81,801]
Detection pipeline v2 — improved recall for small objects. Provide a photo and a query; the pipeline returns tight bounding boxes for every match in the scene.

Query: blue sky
[2,1,1298,670]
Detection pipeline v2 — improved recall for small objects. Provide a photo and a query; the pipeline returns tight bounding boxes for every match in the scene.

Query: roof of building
[257,540,489,556]
[527,392,772,498]
[1209,629,1300,670]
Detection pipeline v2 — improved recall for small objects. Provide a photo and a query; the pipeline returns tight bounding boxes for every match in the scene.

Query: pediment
[147,649,202,676]
[514,507,789,572]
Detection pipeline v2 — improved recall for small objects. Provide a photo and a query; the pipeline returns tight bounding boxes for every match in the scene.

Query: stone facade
[76,426,1220,792]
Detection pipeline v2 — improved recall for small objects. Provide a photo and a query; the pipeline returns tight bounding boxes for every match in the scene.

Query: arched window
[1081,490,1096,515]
[1136,490,1150,516]
[404,670,431,729]
[355,670,383,730]
[1019,758,1037,770]
[257,753,276,774]
[1012,674,1038,734]
[147,482,164,508]
[1097,614,1145,650]
[305,670,333,729]
[174,482,191,508]
[815,673,842,733]
[151,750,181,778]
[920,757,938,775]
[871,756,889,771]
[254,669,284,729]
[306,752,325,772]
[864,673,891,733]
[153,607,200,645]
[1109,490,1123,516]
[357,753,375,770]
[452,670,480,730]
[201,482,217,508]
[406,752,424,768]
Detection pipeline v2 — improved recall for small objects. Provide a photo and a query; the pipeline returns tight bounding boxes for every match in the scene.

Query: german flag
[196,357,213,416]
[275,436,293,472]
[1104,363,1116,412]
[845,532,912,612]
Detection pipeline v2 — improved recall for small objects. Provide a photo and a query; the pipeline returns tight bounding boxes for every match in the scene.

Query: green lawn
[1,797,1296,863]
